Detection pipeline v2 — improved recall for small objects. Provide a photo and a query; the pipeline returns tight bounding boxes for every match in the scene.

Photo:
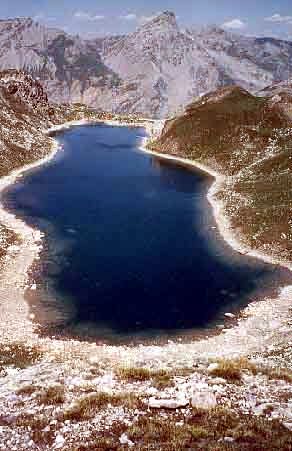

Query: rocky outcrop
[1,14,292,117]
[258,78,292,98]
[0,70,59,177]
[0,17,120,107]
[150,86,292,264]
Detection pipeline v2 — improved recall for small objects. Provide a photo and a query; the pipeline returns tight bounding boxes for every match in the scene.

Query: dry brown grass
[38,384,66,405]
[14,413,57,446]
[258,366,292,383]
[17,384,41,396]
[209,357,257,382]
[210,357,292,384]
[0,342,43,369]
[59,406,292,450]
[116,366,174,389]
[125,407,292,450]
[62,391,143,421]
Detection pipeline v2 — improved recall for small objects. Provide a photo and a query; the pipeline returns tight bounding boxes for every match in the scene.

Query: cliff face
[0,18,120,106]
[151,86,292,265]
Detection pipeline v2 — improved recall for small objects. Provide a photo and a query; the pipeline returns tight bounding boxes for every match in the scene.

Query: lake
[2,124,288,343]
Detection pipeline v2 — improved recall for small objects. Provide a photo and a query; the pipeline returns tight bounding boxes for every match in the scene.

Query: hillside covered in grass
[150,86,292,265]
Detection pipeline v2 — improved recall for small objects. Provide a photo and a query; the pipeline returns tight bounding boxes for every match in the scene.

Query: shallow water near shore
[2,124,291,344]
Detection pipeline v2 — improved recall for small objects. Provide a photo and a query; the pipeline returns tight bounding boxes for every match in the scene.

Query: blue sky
[1,0,292,39]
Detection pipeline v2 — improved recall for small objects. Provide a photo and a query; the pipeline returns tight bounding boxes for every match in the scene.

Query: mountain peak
[155,11,176,21]
[139,10,178,33]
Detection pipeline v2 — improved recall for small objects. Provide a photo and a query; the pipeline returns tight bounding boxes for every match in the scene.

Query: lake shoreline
[0,117,291,361]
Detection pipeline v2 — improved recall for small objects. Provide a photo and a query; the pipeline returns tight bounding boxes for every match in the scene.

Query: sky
[1,0,292,40]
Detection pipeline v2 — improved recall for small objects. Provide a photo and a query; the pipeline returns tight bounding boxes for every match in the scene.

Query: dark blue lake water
[3,124,288,343]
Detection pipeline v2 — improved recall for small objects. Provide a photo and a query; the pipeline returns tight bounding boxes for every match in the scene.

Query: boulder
[149,396,189,409]
[191,390,217,409]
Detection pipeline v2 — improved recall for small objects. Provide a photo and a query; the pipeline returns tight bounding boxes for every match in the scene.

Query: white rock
[194,382,209,390]
[147,387,158,396]
[119,433,134,447]
[283,422,292,431]
[224,437,235,442]
[209,377,226,385]
[8,245,20,253]
[54,434,65,448]
[207,363,219,373]
[191,390,217,409]
[224,312,235,318]
[149,397,189,409]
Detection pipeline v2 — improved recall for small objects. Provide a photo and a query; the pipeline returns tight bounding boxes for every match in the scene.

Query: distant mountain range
[1,11,292,117]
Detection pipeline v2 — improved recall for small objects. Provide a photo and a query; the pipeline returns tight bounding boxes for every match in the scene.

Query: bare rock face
[0,17,120,108]
[0,69,60,177]
[257,78,292,97]
[1,13,292,117]
[0,69,48,107]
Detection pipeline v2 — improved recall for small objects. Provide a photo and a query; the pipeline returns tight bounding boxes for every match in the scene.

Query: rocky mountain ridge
[1,12,292,116]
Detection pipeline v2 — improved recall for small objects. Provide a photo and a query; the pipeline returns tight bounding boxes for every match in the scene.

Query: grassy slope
[150,86,292,264]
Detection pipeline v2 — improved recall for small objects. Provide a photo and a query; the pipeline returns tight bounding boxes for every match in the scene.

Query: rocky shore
[0,71,291,449]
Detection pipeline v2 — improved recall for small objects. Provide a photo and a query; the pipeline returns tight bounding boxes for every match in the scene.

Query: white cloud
[117,11,165,25]
[119,13,137,21]
[222,18,246,30]
[74,11,105,21]
[264,13,292,24]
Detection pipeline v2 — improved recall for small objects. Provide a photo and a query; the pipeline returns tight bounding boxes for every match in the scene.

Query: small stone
[55,434,65,448]
[209,377,226,385]
[147,387,158,396]
[207,363,219,373]
[119,433,134,447]
[224,437,235,442]
[224,312,235,318]
[283,422,292,431]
